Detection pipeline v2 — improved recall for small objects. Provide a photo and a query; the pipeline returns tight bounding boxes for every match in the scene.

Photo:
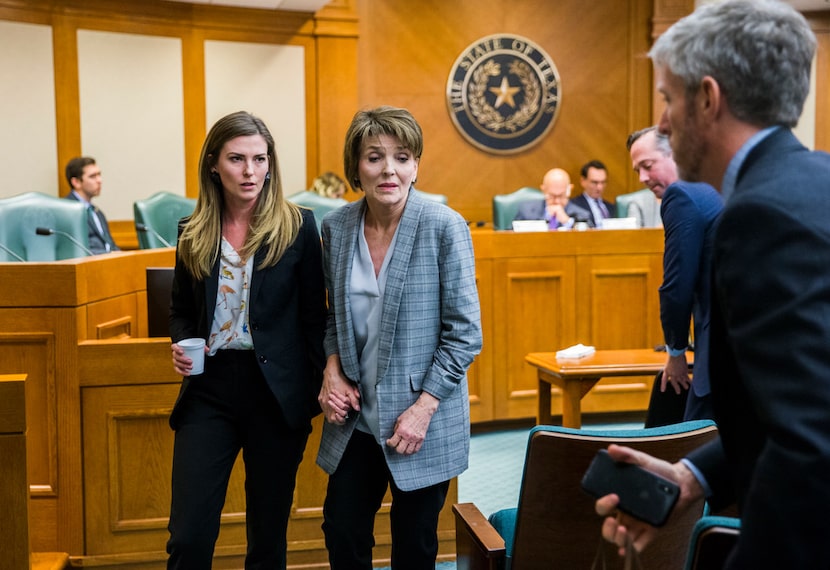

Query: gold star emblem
[489,76,521,109]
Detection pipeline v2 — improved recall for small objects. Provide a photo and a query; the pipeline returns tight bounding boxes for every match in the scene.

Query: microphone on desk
[35,227,94,256]
[135,223,173,248]
[0,241,24,262]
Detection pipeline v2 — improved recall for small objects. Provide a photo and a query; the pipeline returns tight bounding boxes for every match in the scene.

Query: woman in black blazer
[167,111,326,569]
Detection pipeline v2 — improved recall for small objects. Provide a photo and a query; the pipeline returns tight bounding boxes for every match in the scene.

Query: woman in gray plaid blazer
[316,106,482,569]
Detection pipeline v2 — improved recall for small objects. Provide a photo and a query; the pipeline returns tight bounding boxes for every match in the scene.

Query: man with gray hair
[627,126,722,425]
[595,2,830,567]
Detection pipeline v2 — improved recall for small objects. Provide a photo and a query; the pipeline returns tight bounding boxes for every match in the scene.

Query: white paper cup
[179,338,206,375]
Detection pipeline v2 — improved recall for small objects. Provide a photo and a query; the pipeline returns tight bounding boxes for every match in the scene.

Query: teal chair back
[0,192,89,261]
[492,187,543,230]
[684,516,741,570]
[412,188,448,205]
[133,192,197,249]
[615,188,652,218]
[495,421,717,569]
[286,191,348,233]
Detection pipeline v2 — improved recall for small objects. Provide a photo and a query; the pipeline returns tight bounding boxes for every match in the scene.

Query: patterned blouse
[207,237,254,355]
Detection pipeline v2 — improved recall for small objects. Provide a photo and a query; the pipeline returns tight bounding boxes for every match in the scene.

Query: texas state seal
[446,34,561,155]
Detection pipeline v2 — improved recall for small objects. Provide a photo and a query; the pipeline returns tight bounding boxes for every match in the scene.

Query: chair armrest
[453,503,506,570]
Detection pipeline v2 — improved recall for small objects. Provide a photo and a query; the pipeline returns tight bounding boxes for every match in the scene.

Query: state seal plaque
[446,34,561,155]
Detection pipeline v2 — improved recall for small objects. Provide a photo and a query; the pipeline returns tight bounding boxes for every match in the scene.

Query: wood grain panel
[811,14,830,152]
[86,294,139,339]
[493,257,577,419]
[0,375,29,570]
[468,259,494,422]
[0,333,58,496]
[575,253,663,349]
[356,0,655,223]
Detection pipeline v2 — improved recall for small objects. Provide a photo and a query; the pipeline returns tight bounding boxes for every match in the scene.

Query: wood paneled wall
[354,0,656,223]
[3,0,829,228]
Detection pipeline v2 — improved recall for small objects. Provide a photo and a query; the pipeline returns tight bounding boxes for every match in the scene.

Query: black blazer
[169,208,326,430]
[687,129,830,567]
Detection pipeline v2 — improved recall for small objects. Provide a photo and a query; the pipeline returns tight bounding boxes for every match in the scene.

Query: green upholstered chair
[492,187,544,230]
[454,420,718,570]
[684,516,740,570]
[286,191,348,233]
[412,188,449,205]
[615,188,652,218]
[133,192,197,249]
[0,192,90,261]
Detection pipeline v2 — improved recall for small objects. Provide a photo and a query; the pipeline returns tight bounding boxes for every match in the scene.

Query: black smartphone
[581,449,680,527]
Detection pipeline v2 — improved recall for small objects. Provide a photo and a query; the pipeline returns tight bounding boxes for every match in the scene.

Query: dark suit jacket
[168,208,327,430]
[658,181,722,399]
[513,199,592,227]
[568,193,616,227]
[687,129,830,567]
[64,191,119,254]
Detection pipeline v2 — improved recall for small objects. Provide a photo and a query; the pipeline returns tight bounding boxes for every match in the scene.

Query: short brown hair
[343,106,423,192]
[65,156,96,188]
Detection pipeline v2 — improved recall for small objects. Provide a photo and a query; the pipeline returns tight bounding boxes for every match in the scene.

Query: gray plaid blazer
[316,190,482,491]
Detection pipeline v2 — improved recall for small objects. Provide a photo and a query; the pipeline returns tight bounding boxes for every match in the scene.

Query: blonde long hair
[178,111,303,279]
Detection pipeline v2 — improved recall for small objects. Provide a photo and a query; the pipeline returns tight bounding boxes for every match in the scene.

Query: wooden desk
[470,229,665,423]
[525,349,693,428]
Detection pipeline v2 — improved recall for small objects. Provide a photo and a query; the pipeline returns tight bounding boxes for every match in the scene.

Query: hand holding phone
[581,449,679,527]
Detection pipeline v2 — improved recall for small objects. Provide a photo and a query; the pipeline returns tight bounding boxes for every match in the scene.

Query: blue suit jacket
[168,208,327,430]
[687,129,830,567]
[568,193,616,227]
[316,190,482,491]
[658,181,722,399]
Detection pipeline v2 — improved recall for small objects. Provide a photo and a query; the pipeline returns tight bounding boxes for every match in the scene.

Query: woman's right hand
[171,343,193,376]
[318,355,360,425]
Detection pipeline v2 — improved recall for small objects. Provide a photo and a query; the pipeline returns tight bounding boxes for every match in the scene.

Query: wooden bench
[0,375,68,570]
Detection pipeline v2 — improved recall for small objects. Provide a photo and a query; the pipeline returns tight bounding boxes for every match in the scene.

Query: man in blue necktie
[64,156,119,254]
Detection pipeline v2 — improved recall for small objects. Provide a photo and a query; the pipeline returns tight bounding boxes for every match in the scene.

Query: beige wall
[0,20,58,198]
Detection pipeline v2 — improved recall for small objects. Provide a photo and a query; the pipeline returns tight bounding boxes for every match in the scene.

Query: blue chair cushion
[488,507,518,559]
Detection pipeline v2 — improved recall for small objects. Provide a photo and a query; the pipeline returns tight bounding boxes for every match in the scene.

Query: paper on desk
[555,343,596,359]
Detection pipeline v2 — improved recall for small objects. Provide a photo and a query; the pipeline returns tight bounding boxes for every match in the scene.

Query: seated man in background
[64,156,119,254]
[513,168,590,229]
[569,159,616,227]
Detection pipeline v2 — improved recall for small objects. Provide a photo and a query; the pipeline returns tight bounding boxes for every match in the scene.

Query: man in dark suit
[627,126,722,424]
[596,2,830,567]
[64,156,119,254]
[513,167,591,229]
[568,159,615,227]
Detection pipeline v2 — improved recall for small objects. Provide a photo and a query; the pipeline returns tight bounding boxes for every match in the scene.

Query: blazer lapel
[334,201,364,381]
[375,192,423,383]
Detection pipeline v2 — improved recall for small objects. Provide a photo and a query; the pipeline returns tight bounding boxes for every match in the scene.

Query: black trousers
[322,430,450,570]
[166,350,310,570]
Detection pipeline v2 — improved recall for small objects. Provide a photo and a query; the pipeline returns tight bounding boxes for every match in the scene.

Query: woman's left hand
[386,392,439,455]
